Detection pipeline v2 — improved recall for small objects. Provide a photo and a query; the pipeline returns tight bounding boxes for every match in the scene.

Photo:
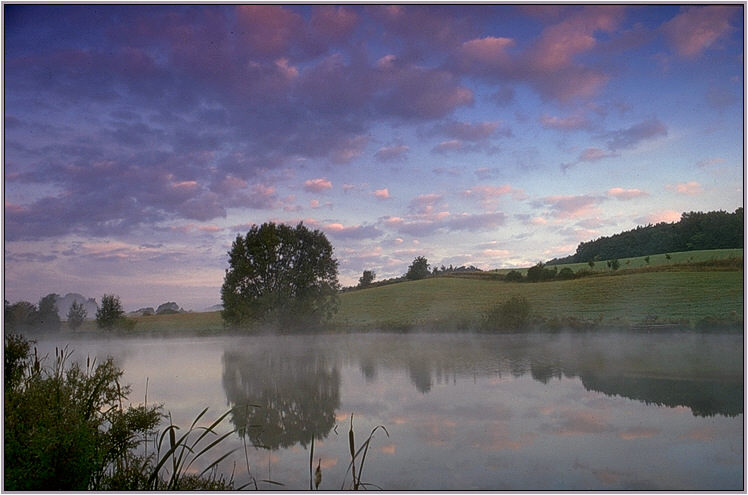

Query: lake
[32,332,743,490]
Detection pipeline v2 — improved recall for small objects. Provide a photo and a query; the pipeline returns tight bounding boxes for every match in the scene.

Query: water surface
[33,332,743,490]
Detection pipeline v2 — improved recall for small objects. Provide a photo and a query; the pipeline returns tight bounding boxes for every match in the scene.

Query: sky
[3,3,744,311]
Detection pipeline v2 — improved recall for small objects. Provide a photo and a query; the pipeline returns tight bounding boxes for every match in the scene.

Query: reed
[341,414,390,490]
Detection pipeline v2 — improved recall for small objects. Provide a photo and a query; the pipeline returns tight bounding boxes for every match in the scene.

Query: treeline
[5,293,135,332]
[549,208,743,265]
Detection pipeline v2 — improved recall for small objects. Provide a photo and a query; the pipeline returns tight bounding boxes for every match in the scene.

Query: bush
[505,270,523,282]
[557,267,575,280]
[4,334,162,490]
[483,296,531,332]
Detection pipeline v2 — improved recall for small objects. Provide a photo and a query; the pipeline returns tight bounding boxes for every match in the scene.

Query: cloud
[635,210,682,225]
[382,210,506,237]
[607,187,648,200]
[304,178,333,193]
[536,194,604,219]
[540,114,590,131]
[451,6,625,101]
[373,188,391,200]
[323,222,382,240]
[604,119,667,151]
[666,181,703,195]
[375,144,409,162]
[662,6,738,58]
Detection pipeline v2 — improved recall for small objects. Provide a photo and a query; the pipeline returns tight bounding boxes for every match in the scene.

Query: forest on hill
[548,209,744,265]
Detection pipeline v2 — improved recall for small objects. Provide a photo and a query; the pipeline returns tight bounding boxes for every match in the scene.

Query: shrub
[4,334,162,490]
[483,296,531,331]
[505,270,523,282]
[557,267,575,280]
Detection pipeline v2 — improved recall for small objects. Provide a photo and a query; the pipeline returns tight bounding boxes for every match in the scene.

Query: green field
[492,248,744,275]
[72,249,742,334]
[336,270,743,330]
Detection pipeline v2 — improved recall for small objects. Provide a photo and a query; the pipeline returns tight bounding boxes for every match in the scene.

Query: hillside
[336,266,743,331]
[548,208,743,265]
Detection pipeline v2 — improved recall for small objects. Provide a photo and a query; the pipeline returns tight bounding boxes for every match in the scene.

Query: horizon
[4,4,744,312]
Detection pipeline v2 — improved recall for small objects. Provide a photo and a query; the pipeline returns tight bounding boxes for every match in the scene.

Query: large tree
[221,222,340,329]
[405,256,431,281]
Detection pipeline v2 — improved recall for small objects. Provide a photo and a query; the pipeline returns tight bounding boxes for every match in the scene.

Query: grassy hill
[82,248,741,334]
[336,270,743,331]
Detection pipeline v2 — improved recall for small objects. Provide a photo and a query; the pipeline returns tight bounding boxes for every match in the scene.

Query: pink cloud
[537,194,604,219]
[666,181,703,195]
[408,193,445,215]
[304,178,333,192]
[453,6,624,101]
[579,147,614,162]
[607,187,648,200]
[323,222,382,240]
[540,114,590,131]
[432,139,464,154]
[662,6,738,58]
[435,119,510,141]
[636,210,682,225]
[374,188,391,200]
[236,5,304,58]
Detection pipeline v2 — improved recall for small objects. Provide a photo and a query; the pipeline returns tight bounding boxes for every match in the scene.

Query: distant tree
[221,222,340,329]
[96,294,126,329]
[67,301,87,330]
[358,270,376,288]
[505,270,523,283]
[36,294,61,331]
[665,253,672,261]
[557,267,575,280]
[405,256,431,281]
[588,260,595,269]
[607,259,620,271]
[525,262,546,283]
[5,300,38,332]
[644,256,650,265]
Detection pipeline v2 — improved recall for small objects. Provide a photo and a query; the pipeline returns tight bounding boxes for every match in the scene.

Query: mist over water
[30,331,743,490]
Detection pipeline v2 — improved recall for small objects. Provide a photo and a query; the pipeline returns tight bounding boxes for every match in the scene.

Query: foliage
[557,267,575,280]
[341,414,389,490]
[358,270,376,288]
[550,208,743,265]
[607,259,620,271]
[405,256,431,281]
[67,300,88,329]
[37,293,62,331]
[221,222,340,329]
[4,334,163,490]
[5,294,62,332]
[4,335,243,490]
[483,296,531,331]
[505,270,524,282]
[526,262,557,282]
[96,294,128,329]
[5,299,39,332]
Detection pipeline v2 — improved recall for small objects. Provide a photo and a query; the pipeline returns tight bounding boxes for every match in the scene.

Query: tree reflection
[222,347,340,450]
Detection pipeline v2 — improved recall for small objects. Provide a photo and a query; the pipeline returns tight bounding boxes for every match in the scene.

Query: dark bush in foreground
[557,267,575,280]
[505,270,524,282]
[4,335,240,490]
[483,296,531,331]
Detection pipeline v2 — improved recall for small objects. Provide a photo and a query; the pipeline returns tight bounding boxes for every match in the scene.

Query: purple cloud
[604,119,667,151]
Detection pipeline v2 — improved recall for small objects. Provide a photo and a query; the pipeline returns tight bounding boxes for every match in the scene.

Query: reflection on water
[222,339,340,450]
[29,332,743,490]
